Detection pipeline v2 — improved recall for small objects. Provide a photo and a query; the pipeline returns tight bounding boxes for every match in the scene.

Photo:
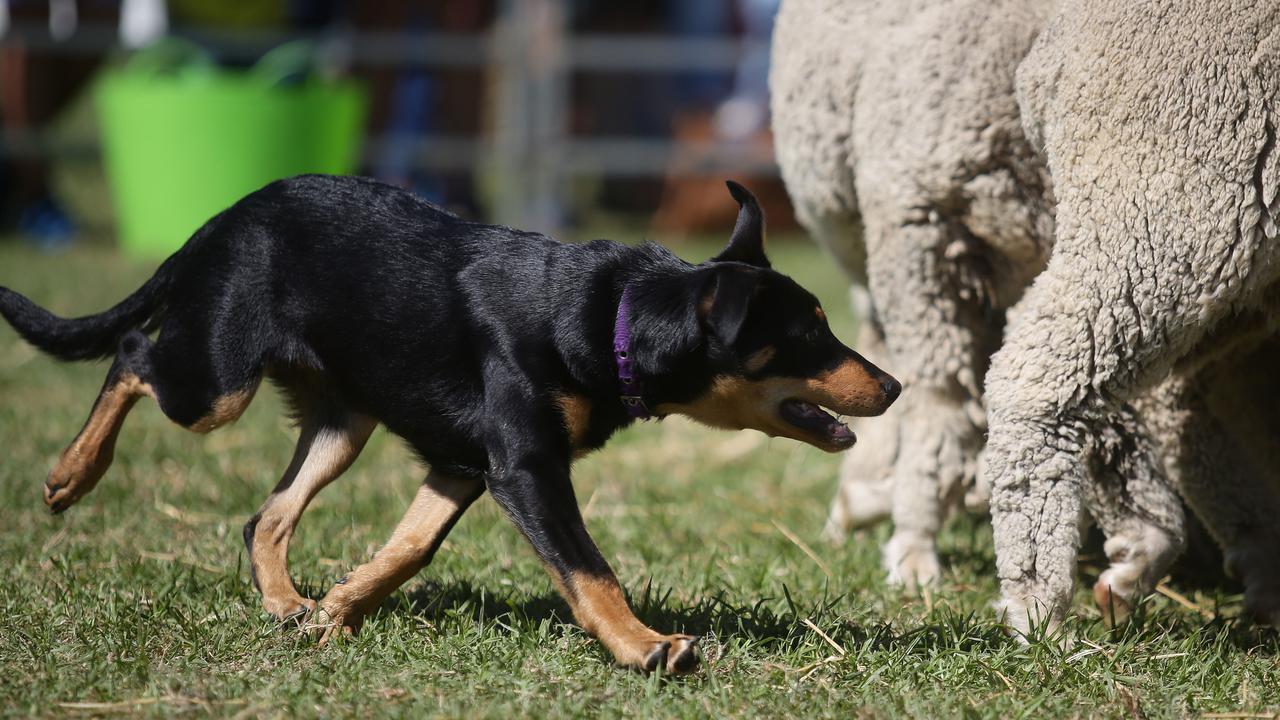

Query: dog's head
[637,181,900,452]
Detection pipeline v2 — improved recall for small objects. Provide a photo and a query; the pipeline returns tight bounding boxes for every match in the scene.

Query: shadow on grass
[373,578,1015,658]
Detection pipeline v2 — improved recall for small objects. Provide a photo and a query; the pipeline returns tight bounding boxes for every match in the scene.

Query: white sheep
[770,0,1058,588]
[989,0,1280,633]
[770,0,1197,620]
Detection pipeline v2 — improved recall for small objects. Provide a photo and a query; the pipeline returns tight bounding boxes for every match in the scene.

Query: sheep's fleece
[990,0,1280,632]
[771,0,1194,618]
[772,0,1280,632]
[771,0,1060,591]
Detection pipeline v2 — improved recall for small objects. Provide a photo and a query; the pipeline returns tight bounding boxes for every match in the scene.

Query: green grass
[1,238,1278,719]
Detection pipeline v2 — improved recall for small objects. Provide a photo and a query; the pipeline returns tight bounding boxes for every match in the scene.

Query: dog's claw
[262,596,317,625]
[643,641,672,673]
[635,634,699,675]
[304,604,362,644]
[669,636,699,674]
[278,602,315,626]
[46,488,69,514]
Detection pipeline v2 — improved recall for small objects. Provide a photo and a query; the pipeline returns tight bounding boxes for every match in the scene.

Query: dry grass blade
[1156,583,1214,620]
[800,617,846,657]
[796,655,844,683]
[40,524,70,554]
[773,520,831,577]
[154,499,225,524]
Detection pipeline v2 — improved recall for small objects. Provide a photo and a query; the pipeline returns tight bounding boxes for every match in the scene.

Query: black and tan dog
[0,175,898,674]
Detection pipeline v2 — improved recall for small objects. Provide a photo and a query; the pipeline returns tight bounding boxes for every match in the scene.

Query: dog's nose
[880,375,902,405]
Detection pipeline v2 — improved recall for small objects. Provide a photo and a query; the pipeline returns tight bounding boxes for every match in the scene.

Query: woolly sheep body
[989,0,1280,631]
[771,0,1063,587]
[771,0,1280,625]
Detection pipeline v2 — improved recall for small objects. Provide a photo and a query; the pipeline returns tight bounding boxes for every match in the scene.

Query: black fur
[1,174,897,608]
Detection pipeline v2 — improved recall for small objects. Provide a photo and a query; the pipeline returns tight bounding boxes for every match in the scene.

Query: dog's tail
[0,252,183,362]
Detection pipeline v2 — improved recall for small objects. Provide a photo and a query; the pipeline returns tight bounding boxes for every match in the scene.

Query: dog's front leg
[482,386,698,673]
[488,453,698,674]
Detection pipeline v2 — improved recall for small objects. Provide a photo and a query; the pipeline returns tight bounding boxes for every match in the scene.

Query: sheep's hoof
[883,535,941,590]
[1092,579,1133,627]
[994,594,1066,645]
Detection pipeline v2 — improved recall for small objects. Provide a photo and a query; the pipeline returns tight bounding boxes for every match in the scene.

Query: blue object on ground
[18,195,76,251]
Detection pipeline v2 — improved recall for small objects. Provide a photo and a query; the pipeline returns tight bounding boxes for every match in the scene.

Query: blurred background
[0,0,802,258]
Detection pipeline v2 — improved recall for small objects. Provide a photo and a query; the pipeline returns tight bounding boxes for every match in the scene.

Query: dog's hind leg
[45,328,262,512]
[44,360,153,513]
[309,470,484,640]
[244,411,376,622]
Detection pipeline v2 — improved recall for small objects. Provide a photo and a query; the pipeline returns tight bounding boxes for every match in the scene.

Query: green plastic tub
[97,41,367,258]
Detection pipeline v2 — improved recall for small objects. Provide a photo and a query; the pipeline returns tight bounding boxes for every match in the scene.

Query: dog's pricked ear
[711,181,770,268]
[700,265,760,349]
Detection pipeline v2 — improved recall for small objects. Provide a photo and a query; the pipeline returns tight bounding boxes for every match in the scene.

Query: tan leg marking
[249,415,376,622]
[310,471,482,641]
[558,571,698,674]
[554,392,592,458]
[188,386,259,433]
[45,373,153,513]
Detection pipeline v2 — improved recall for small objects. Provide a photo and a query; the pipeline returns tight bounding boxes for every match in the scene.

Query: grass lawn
[1,237,1278,719]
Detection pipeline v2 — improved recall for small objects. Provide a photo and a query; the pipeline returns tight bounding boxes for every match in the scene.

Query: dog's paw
[262,595,317,625]
[303,604,364,644]
[634,634,700,675]
[602,629,700,674]
[43,452,109,513]
[882,534,941,590]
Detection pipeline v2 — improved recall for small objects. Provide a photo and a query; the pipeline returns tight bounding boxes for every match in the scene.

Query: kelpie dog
[0,175,899,674]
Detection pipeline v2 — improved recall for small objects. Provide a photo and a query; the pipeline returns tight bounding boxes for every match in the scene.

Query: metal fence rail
[0,2,777,231]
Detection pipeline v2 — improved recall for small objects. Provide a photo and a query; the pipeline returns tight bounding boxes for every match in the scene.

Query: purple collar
[613,286,652,420]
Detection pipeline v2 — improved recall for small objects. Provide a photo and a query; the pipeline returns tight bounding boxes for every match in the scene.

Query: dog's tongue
[786,400,827,420]
[781,400,854,445]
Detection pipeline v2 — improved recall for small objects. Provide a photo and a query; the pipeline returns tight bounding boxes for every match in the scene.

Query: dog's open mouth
[779,399,856,449]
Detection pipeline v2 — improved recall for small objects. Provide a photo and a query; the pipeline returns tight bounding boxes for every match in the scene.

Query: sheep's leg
[983,252,1153,635]
[986,404,1088,635]
[1143,342,1280,625]
[1081,404,1185,626]
[862,219,995,588]
[881,388,981,588]
[984,265,1246,637]
[994,0,1280,638]
[791,213,905,540]
[825,286,898,538]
